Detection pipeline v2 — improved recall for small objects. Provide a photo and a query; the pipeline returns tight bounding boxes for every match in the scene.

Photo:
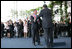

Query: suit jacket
[30,15,38,30]
[36,8,53,28]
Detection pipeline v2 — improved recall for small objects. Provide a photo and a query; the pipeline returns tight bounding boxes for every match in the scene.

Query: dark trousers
[54,28,58,38]
[68,23,71,37]
[11,31,13,38]
[31,28,40,45]
[1,31,4,37]
[18,32,22,37]
[28,29,31,37]
[18,30,23,37]
[43,28,53,47]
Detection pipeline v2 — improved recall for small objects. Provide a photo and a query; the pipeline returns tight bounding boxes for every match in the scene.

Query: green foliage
[19,10,25,16]
[10,9,18,18]
[60,1,63,17]
[9,1,68,23]
[64,1,68,18]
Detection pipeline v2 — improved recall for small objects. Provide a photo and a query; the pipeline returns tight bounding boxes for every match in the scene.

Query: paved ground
[1,37,71,48]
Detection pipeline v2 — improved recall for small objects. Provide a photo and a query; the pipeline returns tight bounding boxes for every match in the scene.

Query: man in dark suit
[30,9,40,46]
[36,4,54,48]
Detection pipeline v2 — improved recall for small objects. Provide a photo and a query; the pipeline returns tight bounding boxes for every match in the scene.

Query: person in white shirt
[14,22,18,37]
[5,21,10,38]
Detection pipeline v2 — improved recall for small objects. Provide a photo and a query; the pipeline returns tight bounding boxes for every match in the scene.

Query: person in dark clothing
[30,9,41,46]
[37,17,43,36]
[1,22,5,38]
[5,21,10,38]
[67,13,71,37]
[9,20,14,38]
[18,19,23,37]
[54,23,58,38]
[36,4,54,48]
[27,20,31,38]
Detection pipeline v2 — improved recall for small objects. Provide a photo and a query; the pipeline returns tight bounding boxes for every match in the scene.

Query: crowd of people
[1,19,31,38]
[1,4,71,48]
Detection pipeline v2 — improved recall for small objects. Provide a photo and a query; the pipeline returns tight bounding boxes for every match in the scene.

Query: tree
[10,9,18,21]
[19,10,26,17]
[64,1,68,24]
[59,1,63,21]
[49,1,54,17]
[64,1,68,18]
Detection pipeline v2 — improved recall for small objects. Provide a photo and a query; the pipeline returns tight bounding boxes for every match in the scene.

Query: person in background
[14,22,18,37]
[9,20,14,38]
[67,13,71,37]
[5,21,10,38]
[18,19,23,37]
[27,17,31,38]
[23,20,28,38]
[1,22,5,38]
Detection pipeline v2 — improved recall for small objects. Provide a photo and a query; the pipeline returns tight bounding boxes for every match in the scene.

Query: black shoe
[47,44,53,48]
[50,44,53,47]
[38,43,43,46]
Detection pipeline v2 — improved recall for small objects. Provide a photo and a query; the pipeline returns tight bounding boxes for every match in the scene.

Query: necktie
[33,14,39,22]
